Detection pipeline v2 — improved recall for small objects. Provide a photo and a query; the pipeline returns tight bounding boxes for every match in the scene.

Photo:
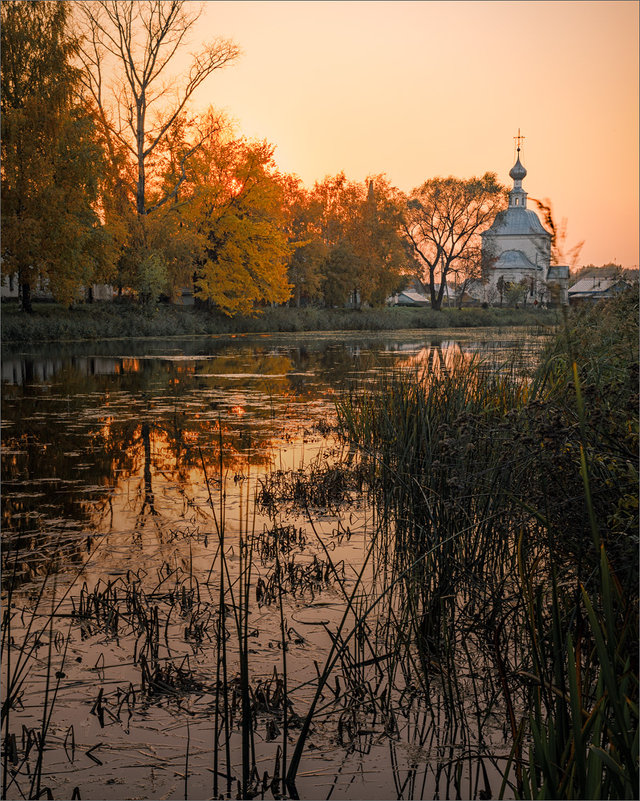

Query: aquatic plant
[336,289,639,799]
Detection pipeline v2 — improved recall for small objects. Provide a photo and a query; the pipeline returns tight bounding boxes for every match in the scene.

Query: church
[481,136,569,305]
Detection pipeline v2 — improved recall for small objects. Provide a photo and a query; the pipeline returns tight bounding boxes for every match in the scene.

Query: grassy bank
[1,299,560,343]
[337,287,639,798]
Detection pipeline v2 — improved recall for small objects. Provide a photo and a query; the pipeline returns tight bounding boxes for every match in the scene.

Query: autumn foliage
[2,0,504,316]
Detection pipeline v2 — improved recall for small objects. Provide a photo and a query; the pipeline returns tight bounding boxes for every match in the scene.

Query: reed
[336,289,638,799]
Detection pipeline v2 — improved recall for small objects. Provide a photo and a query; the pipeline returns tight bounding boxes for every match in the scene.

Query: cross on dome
[509,128,527,183]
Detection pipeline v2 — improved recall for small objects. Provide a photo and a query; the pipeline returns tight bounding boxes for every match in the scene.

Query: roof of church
[483,140,551,241]
[483,207,550,238]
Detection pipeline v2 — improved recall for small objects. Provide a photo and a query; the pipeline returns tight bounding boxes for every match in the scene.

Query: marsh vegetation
[2,296,637,800]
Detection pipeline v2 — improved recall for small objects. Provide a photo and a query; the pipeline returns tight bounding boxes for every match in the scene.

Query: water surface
[1,327,548,800]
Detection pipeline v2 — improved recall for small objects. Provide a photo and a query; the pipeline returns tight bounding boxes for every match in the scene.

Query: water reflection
[2,329,547,588]
[1,328,551,799]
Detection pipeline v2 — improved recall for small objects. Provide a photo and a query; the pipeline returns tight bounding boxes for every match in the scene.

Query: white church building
[481,140,569,305]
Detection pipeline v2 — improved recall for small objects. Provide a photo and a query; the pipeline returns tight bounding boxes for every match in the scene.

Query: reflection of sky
[1,330,548,576]
[1,329,552,799]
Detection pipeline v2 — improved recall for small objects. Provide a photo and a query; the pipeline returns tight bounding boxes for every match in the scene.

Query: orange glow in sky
[188,1,638,267]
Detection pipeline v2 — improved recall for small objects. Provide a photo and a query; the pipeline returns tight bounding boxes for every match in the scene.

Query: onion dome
[509,154,527,182]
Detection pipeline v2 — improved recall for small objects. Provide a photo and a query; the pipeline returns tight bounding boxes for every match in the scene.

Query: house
[568,276,631,306]
[388,277,432,307]
[1,272,113,303]
[392,289,430,306]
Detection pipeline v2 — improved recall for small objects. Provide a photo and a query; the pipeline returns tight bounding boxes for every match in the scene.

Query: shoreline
[1,301,560,345]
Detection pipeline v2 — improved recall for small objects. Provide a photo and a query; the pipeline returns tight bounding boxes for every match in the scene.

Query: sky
[183,0,639,268]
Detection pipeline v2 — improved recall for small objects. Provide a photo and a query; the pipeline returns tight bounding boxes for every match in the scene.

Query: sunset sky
[186,0,638,268]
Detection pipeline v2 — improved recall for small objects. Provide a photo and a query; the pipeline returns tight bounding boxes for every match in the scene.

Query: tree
[75,1,240,301]
[283,179,328,307]
[182,123,292,316]
[404,174,506,310]
[304,173,409,307]
[450,245,483,309]
[308,173,362,306]
[354,176,410,306]
[76,0,240,216]
[1,0,111,311]
[504,278,530,308]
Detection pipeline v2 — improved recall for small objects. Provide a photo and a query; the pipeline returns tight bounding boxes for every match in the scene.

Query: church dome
[509,155,527,181]
[483,207,551,238]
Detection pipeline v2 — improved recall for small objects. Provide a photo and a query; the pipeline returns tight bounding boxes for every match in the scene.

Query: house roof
[399,290,430,303]
[568,276,629,296]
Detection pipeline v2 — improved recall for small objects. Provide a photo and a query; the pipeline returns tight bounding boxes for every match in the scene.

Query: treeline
[1,1,506,316]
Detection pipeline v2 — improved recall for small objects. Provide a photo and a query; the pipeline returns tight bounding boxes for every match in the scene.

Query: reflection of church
[481,136,568,305]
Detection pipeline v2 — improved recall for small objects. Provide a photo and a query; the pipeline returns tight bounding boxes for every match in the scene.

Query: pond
[1,327,549,801]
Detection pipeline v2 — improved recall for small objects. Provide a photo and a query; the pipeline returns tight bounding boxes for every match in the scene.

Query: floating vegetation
[257,458,367,516]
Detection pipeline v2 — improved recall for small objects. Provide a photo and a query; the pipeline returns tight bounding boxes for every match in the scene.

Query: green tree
[404,174,506,310]
[504,277,530,307]
[1,0,110,311]
[321,241,362,307]
[283,179,327,307]
[354,176,409,305]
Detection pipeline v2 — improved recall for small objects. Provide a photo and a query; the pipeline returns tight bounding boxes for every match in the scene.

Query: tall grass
[337,288,639,799]
[1,299,559,343]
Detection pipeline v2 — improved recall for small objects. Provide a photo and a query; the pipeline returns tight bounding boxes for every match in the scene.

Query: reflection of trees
[2,336,481,587]
[2,347,313,582]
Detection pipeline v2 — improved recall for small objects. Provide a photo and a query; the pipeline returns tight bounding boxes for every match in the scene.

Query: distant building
[1,272,113,303]
[392,289,430,307]
[481,136,569,305]
[568,275,631,306]
[388,277,434,307]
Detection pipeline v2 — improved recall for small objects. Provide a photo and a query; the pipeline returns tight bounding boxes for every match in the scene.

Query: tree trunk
[136,98,146,216]
[430,276,446,311]
[20,280,33,314]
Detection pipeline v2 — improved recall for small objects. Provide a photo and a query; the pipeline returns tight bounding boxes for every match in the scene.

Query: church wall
[484,233,550,271]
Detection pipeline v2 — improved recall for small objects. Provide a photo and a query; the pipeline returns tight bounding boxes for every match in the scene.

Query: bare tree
[449,244,483,308]
[75,0,240,216]
[403,174,506,310]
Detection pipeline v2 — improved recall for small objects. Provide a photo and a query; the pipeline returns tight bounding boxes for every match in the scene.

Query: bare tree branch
[74,0,240,215]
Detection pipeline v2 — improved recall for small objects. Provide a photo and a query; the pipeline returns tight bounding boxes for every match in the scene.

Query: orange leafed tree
[175,117,292,316]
